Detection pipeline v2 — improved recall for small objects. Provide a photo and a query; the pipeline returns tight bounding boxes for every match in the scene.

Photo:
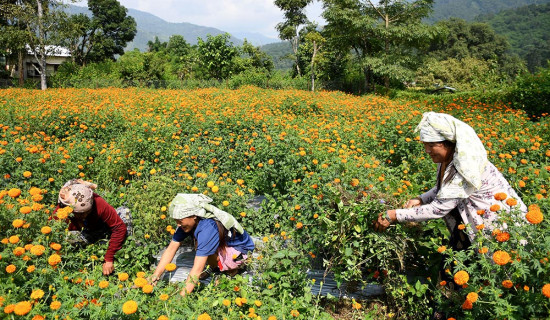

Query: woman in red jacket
[54,179,132,275]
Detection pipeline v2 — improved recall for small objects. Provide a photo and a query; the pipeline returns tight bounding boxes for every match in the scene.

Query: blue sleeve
[172,226,189,242]
[194,219,219,257]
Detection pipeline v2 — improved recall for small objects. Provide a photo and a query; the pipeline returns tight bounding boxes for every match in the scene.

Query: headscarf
[415,112,488,199]
[169,193,244,234]
[58,179,97,213]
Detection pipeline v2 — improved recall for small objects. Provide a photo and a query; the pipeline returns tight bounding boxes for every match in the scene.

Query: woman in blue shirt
[149,194,255,296]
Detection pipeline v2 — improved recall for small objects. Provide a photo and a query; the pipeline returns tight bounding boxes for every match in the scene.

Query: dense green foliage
[476,2,550,71]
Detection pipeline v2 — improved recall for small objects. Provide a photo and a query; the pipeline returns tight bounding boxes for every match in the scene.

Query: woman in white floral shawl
[374,112,527,275]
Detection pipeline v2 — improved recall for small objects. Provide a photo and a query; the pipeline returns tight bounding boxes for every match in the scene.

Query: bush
[506,67,550,117]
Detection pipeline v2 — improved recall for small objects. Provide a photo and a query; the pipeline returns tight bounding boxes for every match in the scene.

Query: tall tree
[274,0,313,77]
[1,0,69,89]
[64,0,136,65]
[323,0,439,92]
[197,33,238,80]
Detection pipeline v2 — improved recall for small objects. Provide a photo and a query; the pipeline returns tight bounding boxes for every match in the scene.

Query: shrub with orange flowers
[122,300,138,315]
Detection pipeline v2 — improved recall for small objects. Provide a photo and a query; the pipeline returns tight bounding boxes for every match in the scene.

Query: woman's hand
[147,274,160,286]
[405,197,422,208]
[102,261,114,275]
[373,212,391,232]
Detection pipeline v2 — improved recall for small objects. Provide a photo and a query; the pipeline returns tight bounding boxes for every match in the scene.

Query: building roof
[25,45,71,57]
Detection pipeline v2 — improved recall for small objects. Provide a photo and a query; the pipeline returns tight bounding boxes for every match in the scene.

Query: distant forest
[427,0,550,22]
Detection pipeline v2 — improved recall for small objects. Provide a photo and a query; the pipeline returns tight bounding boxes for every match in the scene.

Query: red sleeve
[93,194,127,262]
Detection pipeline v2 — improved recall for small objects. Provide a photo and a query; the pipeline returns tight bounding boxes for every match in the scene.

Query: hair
[214,219,229,253]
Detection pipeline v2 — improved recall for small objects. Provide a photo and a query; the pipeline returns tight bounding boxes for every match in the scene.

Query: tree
[1,0,70,89]
[274,0,313,77]
[197,33,238,80]
[323,0,439,92]
[64,0,136,65]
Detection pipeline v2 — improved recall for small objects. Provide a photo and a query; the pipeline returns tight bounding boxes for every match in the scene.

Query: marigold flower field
[0,87,549,319]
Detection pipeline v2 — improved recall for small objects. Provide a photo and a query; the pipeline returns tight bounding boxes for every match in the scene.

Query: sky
[73,0,325,40]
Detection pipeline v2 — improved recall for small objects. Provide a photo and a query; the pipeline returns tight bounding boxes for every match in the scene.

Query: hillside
[428,0,550,22]
[475,2,550,71]
[65,4,279,52]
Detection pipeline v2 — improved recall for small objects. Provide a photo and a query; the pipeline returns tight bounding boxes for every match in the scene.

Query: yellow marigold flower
[492,250,511,266]
[268,316,277,320]
[26,265,35,273]
[30,289,44,300]
[542,284,550,298]
[159,294,169,301]
[158,316,169,320]
[48,254,61,266]
[142,284,154,294]
[466,292,478,303]
[23,171,32,178]
[350,178,359,187]
[165,263,177,272]
[118,272,129,281]
[254,300,262,307]
[41,226,51,234]
[133,277,147,288]
[454,271,469,286]
[197,313,212,320]
[235,297,243,306]
[13,301,32,316]
[223,299,231,307]
[526,210,543,224]
[99,280,109,289]
[502,280,513,289]
[50,243,61,251]
[290,309,300,317]
[6,264,17,273]
[207,181,215,188]
[122,300,138,315]
[136,271,146,278]
[211,186,219,193]
[12,219,24,228]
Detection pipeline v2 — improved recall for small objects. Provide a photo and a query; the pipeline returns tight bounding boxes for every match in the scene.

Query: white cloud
[72,0,324,39]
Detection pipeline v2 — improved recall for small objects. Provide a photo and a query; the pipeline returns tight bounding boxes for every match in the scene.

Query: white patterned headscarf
[169,193,244,234]
[58,179,97,213]
[416,112,488,199]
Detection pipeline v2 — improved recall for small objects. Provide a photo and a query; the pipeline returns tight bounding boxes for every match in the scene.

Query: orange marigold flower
[13,301,32,316]
[158,316,169,320]
[454,271,469,286]
[49,243,61,251]
[133,277,147,288]
[290,309,300,317]
[466,292,478,303]
[223,299,231,307]
[197,313,212,320]
[48,254,61,266]
[23,171,32,178]
[437,246,446,253]
[6,264,16,273]
[476,224,485,230]
[27,265,35,273]
[13,247,25,256]
[502,280,513,289]
[8,188,21,198]
[489,204,500,212]
[457,224,466,230]
[159,294,169,301]
[350,178,359,187]
[506,198,518,206]
[4,304,15,314]
[494,192,507,201]
[462,299,473,310]
[30,245,45,256]
[526,210,543,224]
[268,316,277,320]
[142,284,154,294]
[41,226,51,234]
[30,289,44,300]
[496,232,510,242]
[50,300,61,310]
[122,300,138,315]
[492,250,511,266]
[19,206,32,214]
[542,284,550,298]
[32,315,45,320]
[476,209,485,215]
[165,263,177,272]
[118,272,129,281]
[98,280,109,289]
[12,219,24,228]
[8,235,20,244]
[296,222,303,229]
